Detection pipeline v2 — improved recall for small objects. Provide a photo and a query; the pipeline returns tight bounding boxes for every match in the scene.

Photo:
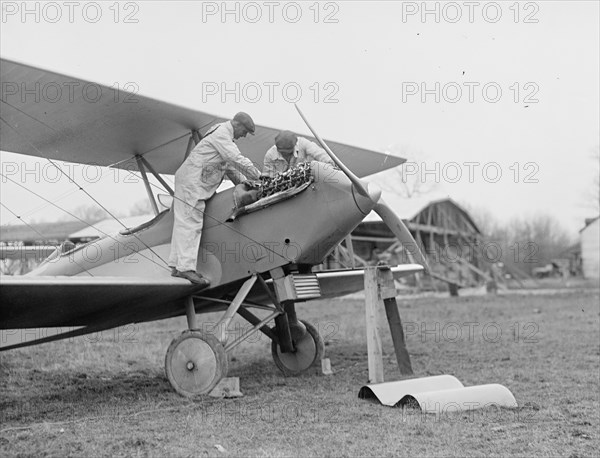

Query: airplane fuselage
[29,162,376,287]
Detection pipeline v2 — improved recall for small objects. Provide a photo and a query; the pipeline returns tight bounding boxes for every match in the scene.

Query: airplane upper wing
[0,58,404,176]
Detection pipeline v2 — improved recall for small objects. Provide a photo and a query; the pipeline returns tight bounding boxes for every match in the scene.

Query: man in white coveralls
[169,112,261,286]
[262,130,334,178]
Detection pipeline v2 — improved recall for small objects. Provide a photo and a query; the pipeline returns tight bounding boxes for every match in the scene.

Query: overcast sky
[1,0,599,234]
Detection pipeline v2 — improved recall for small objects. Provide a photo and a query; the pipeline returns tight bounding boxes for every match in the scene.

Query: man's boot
[172,270,210,288]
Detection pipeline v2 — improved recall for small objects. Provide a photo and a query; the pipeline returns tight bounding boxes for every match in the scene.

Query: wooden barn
[0,220,88,275]
[580,216,600,280]
[326,194,507,293]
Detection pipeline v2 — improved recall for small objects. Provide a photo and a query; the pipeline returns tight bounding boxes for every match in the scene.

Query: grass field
[1,286,599,457]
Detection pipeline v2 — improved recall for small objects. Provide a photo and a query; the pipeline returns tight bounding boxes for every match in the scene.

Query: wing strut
[135,155,159,216]
[184,129,203,160]
[138,155,174,196]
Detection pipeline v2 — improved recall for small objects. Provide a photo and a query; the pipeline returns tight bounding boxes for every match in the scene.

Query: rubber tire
[165,330,228,397]
[271,320,324,376]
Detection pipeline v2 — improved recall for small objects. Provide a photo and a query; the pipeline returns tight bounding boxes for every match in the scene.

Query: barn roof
[0,214,156,243]
[362,192,481,234]
[0,221,88,243]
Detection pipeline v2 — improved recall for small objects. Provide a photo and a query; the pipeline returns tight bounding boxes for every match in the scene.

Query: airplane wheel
[165,330,228,397]
[271,320,324,376]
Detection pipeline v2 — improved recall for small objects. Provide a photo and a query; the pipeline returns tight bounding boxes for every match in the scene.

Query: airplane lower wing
[0,276,199,329]
[0,265,423,350]
[315,264,424,299]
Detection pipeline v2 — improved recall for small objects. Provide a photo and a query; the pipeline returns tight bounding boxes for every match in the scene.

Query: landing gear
[165,276,265,397]
[271,319,324,376]
[164,272,325,396]
[165,330,228,397]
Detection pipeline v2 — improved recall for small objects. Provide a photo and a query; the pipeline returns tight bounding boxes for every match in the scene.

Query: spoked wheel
[271,320,324,376]
[165,330,228,397]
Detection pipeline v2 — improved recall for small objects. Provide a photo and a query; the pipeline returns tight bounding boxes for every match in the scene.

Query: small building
[0,221,88,245]
[559,243,582,277]
[0,215,154,275]
[1,220,89,275]
[580,216,600,280]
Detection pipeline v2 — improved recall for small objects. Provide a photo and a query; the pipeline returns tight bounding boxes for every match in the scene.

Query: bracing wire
[0,116,170,268]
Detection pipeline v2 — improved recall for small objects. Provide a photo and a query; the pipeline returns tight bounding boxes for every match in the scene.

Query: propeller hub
[367,182,382,203]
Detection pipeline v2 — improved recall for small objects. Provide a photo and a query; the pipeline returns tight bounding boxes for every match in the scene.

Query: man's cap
[233,112,255,134]
[275,130,298,152]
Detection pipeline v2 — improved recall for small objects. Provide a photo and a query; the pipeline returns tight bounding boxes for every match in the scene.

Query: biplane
[0,59,428,396]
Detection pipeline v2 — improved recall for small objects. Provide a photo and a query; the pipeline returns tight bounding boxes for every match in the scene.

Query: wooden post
[364,266,384,384]
[378,266,413,375]
[364,266,414,383]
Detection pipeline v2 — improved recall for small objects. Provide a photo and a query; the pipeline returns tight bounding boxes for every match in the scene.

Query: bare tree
[378,144,437,198]
[462,203,500,237]
[467,206,574,276]
[65,205,109,223]
[128,199,153,216]
[506,214,573,267]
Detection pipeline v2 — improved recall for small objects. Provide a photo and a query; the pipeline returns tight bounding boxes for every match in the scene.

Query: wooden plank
[336,244,351,267]
[349,235,397,243]
[382,240,400,255]
[416,230,423,252]
[352,253,368,267]
[379,267,413,375]
[456,256,492,281]
[395,242,422,288]
[429,226,435,259]
[383,298,414,375]
[406,222,476,238]
[455,256,506,290]
[336,244,367,267]
[332,246,342,269]
[344,235,356,269]
[364,266,384,384]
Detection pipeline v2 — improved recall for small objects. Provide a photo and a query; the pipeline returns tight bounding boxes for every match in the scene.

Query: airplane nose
[352,181,381,215]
